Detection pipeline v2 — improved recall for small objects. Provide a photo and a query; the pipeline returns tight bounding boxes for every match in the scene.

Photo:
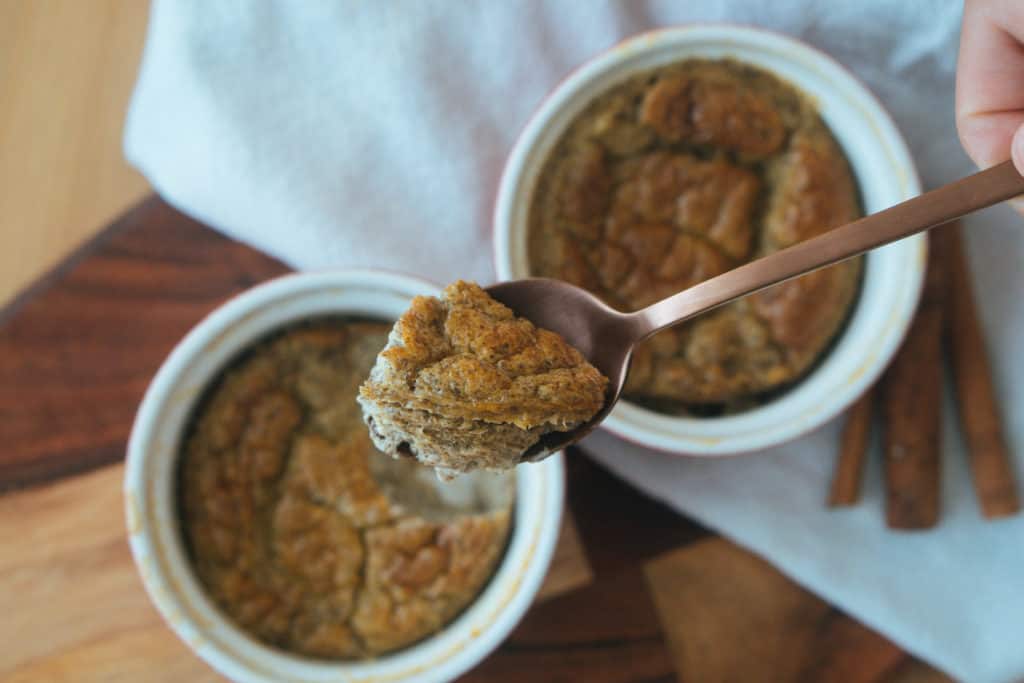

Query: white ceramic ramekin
[124,269,565,683]
[494,24,925,456]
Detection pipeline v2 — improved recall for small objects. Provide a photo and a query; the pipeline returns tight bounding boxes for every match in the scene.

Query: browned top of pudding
[528,58,862,411]
[179,321,514,659]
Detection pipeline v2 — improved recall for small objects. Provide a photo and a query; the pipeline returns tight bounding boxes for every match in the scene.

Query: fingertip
[1013,124,1024,176]
[1009,125,1024,216]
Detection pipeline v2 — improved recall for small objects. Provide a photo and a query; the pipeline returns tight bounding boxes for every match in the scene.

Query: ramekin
[494,24,925,456]
[124,269,565,682]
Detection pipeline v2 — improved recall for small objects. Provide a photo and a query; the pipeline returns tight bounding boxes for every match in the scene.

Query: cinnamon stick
[939,226,1020,518]
[828,385,876,507]
[881,233,947,529]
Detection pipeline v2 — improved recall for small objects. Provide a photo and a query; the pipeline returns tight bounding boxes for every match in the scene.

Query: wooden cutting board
[0,197,950,682]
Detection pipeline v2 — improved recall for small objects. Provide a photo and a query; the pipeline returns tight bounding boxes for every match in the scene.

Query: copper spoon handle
[633,160,1024,340]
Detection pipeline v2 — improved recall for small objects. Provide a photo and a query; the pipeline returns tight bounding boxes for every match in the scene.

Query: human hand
[956,0,1024,183]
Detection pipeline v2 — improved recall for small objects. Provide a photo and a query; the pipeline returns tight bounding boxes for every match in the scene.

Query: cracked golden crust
[352,512,511,653]
[358,281,608,476]
[362,281,607,429]
[529,58,862,409]
[180,322,513,659]
[639,68,787,158]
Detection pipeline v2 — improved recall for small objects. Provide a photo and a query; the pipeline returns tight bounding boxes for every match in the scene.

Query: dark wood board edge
[0,197,160,327]
[0,196,289,492]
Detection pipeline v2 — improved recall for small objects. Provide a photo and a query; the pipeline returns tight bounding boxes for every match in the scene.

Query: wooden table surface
[0,197,954,682]
[0,0,150,306]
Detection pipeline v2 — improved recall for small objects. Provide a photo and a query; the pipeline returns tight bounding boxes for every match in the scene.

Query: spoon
[487,160,1024,461]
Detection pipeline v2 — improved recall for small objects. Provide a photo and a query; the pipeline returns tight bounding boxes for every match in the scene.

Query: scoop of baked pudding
[358,280,608,479]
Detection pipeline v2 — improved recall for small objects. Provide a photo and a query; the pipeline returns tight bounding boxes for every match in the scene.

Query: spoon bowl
[489,161,1024,461]
[486,278,639,459]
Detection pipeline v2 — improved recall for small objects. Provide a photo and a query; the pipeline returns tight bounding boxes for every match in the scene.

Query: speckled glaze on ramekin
[494,24,925,456]
[125,269,565,682]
